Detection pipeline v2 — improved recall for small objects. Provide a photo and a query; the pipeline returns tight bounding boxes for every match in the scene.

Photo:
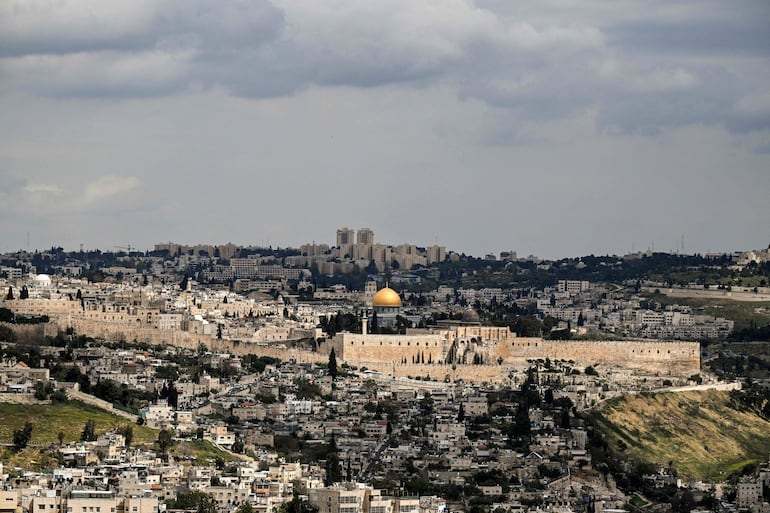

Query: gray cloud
[0,0,284,57]
[2,0,768,135]
[607,17,770,57]
[0,0,768,257]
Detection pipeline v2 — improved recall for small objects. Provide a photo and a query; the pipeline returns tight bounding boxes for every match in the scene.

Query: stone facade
[328,328,700,381]
[3,316,699,384]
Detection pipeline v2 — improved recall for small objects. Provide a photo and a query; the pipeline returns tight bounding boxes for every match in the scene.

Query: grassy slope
[170,439,241,465]
[0,401,157,445]
[592,390,770,480]
[0,400,242,470]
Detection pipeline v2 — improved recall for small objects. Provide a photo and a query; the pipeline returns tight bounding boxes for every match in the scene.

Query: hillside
[590,390,770,480]
[0,400,243,470]
[0,400,158,446]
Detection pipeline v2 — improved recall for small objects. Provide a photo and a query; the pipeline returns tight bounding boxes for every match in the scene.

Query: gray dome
[462,308,480,324]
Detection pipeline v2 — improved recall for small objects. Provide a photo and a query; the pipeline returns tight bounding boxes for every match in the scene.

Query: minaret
[361,310,368,335]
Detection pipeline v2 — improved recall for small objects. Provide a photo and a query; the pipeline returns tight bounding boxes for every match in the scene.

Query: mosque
[367,284,403,331]
[326,283,702,383]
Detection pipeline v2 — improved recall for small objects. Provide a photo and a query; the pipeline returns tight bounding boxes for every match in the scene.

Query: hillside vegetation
[591,390,770,480]
[0,400,243,470]
[0,401,158,446]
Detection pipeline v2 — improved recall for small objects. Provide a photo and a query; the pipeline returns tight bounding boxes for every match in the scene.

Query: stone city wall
[2,318,326,364]
[491,338,700,376]
[328,333,700,379]
[0,321,58,341]
[330,332,448,365]
[2,314,700,382]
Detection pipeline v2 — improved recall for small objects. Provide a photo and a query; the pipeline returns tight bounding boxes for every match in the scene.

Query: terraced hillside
[591,390,770,480]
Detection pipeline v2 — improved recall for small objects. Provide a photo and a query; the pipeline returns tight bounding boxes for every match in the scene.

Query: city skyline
[1,0,769,259]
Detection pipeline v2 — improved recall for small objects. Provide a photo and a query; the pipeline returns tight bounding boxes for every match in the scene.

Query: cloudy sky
[1,0,769,259]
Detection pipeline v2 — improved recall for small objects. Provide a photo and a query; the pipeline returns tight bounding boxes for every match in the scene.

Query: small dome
[462,308,480,324]
[372,287,402,308]
[34,274,52,286]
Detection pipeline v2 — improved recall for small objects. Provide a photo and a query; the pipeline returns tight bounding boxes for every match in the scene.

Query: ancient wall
[327,332,700,380]
[490,338,700,376]
[0,321,58,341]
[42,319,328,363]
[330,333,449,365]
[3,313,700,383]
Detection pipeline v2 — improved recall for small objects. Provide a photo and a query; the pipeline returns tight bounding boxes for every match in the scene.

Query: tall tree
[117,424,134,448]
[167,491,217,513]
[13,422,33,451]
[324,451,342,485]
[328,348,338,379]
[5,287,13,300]
[156,429,174,460]
[81,419,97,441]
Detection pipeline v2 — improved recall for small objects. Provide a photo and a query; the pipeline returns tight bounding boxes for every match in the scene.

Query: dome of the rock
[372,287,402,308]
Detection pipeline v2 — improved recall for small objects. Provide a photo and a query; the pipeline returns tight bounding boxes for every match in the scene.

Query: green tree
[58,430,65,446]
[19,286,29,300]
[81,419,97,442]
[34,381,53,400]
[324,436,342,485]
[328,348,338,379]
[13,422,33,451]
[167,491,218,513]
[156,429,175,459]
[236,503,255,513]
[117,424,134,448]
[325,452,342,485]
[279,494,317,513]
[5,287,13,300]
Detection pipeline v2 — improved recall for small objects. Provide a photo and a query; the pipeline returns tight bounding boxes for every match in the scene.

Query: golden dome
[372,286,402,307]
